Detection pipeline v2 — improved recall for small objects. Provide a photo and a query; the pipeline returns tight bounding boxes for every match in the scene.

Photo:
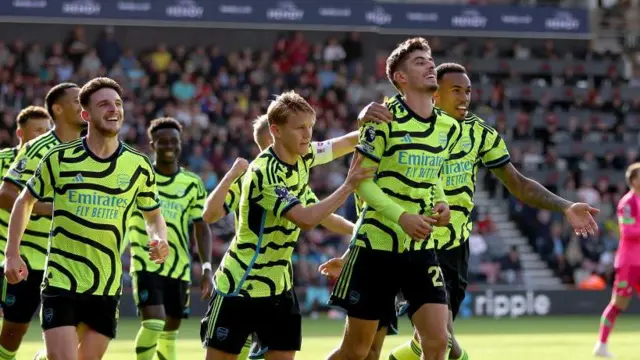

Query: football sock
[0,344,15,360]
[155,330,178,360]
[135,319,165,360]
[451,348,468,360]
[388,337,421,360]
[598,303,622,343]
[238,336,252,360]
[444,333,452,359]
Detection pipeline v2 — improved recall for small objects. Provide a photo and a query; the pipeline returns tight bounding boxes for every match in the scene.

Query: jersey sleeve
[26,154,55,202]
[136,159,161,211]
[3,148,36,189]
[309,141,334,167]
[255,169,301,218]
[356,122,388,164]
[480,129,511,169]
[224,177,243,215]
[304,187,320,205]
[189,176,207,222]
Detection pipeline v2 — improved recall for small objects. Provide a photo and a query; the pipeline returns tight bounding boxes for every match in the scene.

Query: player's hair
[148,117,183,140]
[79,77,123,108]
[17,106,50,127]
[45,83,79,121]
[435,63,467,81]
[386,37,432,92]
[266,91,315,126]
[625,162,640,186]
[252,114,270,145]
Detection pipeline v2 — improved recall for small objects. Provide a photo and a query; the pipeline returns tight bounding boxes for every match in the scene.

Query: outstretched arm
[491,163,572,212]
[491,163,599,235]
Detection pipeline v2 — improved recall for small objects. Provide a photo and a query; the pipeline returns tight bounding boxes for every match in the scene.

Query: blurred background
[0,0,639,320]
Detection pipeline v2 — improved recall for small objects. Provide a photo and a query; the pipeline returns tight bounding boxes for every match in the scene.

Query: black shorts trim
[40,287,120,339]
[201,290,301,354]
[329,246,448,322]
[436,241,469,319]
[1,269,44,323]
[132,271,190,319]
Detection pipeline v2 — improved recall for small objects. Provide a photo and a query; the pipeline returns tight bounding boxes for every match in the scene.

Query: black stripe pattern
[214,145,319,298]
[129,168,206,282]
[435,112,511,250]
[27,138,160,296]
[354,95,462,253]
[3,132,60,270]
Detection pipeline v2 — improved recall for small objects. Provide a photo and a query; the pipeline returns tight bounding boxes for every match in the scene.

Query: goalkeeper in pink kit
[594,162,640,358]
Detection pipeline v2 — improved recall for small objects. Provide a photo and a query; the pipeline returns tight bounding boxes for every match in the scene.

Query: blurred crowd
[0,20,638,306]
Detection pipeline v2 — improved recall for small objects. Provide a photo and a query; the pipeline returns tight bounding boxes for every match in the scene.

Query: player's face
[256,128,273,151]
[435,72,472,120]
[58,87,84,128]
[82,88,124,138]
[152,128,181,164]
[17,117,51,143]
[401,51,438,93]
[272,112,314,156]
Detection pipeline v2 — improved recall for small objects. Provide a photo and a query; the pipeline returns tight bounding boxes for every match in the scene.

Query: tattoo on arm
[491,163,572,213]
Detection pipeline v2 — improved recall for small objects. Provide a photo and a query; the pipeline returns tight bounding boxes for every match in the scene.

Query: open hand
[357,102,393,126]
[344,152,376,190]
[565,202,600,237]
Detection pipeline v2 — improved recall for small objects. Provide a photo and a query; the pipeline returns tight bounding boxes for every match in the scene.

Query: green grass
[12,315,640,359]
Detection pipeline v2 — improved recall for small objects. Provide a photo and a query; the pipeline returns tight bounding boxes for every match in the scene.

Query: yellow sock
[388,337,421,360]
[451,348,468,360]
[154,330,178,360]
[135,319,165,360]
[0,344,16,360]
[238,336,252,360]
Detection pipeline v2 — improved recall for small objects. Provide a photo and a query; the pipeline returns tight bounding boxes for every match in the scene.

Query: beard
[90,119,120,138]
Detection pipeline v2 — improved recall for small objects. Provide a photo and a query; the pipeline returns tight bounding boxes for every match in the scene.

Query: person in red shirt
[594,162,640,358]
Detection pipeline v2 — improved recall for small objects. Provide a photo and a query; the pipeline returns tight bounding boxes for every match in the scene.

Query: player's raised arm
[282,153,373,231]
[202,157,249,223]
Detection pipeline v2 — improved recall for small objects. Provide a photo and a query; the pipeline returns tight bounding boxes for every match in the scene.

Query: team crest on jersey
[363,126,376,143]
[460,136,472,152]
[438,132,448,147]
[624,204,632,218]
[116,174,130,189]
[8,158,27,177]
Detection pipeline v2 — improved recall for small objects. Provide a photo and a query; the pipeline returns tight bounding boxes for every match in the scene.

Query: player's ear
[15,128,24,142]
[393,70,406,87]
[269,123,280,139]
[81,109,91,122]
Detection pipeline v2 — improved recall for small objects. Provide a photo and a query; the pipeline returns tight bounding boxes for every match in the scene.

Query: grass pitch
[12,315,640,359]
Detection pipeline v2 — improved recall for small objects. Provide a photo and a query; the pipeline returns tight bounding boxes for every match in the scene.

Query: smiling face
[394,50,438,93]
[152,127,181,165]
[82,88,124,138]
[435,72,472,120]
